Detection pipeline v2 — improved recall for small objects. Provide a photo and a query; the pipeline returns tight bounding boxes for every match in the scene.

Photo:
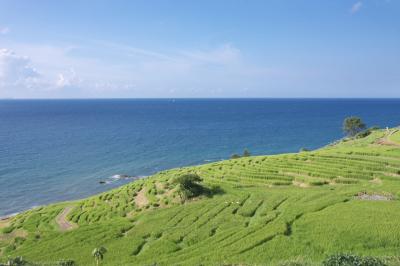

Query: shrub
[174,174,204,201]
[3,256,26,266]
[323,254,386,266]
[356,128,374,139]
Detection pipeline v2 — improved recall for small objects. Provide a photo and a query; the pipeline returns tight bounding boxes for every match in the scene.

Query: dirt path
[376,129,400,147]
[135,189,149,208]
[56,206,77,231]
[0,217,10,229]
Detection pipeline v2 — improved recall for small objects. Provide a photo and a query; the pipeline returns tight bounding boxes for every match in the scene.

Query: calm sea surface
[1,99,399,216]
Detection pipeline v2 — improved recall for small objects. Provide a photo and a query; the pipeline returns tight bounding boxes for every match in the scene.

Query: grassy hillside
[1,129,400,265]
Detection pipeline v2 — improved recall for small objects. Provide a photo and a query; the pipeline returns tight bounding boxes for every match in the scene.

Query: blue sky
[0,0,399,98]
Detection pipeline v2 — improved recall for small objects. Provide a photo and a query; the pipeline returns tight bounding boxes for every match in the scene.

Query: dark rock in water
[99,180,106,184]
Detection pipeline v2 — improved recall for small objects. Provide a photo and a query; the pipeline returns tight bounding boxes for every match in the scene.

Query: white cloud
[0,27,9,34]
[0,41,286,98]
[56,68,81,88]
[0,49,41,95]
[351,1,363,14]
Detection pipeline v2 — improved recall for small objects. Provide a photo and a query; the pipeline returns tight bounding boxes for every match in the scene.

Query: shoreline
[0,174,149,220]
[0,212,19,221]
[0,158,224,219]
[0,139,346,220]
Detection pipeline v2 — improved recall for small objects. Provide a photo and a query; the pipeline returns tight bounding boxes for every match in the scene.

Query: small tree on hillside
[92,247,107,266]
[243,149,251,157]
[343,116,366,137]
[174,173,203,202]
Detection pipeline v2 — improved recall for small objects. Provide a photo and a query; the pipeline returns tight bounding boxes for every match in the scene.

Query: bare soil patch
[135,189,149,208]
[376,129,400,147]
[0,218,10,229]
[369,178,382,184]
[292,180,309,188]
[356,192,394,201]
[56,206,78,231]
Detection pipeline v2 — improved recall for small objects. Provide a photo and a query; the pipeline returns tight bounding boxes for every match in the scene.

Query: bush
[355,128,373,139]
[3,256,26,266]
[323,254,386,266]
[174,174,204,200]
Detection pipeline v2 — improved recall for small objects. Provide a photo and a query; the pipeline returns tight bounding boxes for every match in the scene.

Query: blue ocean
[1,99,399,217]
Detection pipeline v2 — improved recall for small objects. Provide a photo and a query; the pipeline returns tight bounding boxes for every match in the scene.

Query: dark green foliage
[343,117,367,137]
[3,256,26,266]
[92,247,107,265]
[243,149,251,157]
[355,127,377,139]
[174,174,204,200]
[323,254,386,266]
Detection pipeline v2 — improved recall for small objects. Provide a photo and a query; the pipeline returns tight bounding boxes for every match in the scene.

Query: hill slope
[1,129,400,265]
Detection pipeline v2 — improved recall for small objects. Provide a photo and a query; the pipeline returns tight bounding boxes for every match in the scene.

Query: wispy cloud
[0,40,286,98]
[180,44,241,65]
[0,27,10,34]
[350,1,363,14]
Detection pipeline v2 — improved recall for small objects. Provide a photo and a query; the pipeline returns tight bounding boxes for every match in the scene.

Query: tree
[243,149,251,157]
[343,116,366,137]
[174,174,203,201]
[92,247,107,266]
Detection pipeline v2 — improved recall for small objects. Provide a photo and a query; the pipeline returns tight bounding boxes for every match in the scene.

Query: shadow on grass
[203,185,225,198]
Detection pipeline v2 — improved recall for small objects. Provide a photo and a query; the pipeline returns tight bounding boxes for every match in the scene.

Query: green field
[389,130,400,144]
[1,129,400,265]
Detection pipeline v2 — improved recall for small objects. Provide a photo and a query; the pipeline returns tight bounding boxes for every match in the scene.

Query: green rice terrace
[2,128,400,265]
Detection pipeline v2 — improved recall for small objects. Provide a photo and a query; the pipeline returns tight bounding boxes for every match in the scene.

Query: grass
[1,129,400,265]
[389,129,400,144]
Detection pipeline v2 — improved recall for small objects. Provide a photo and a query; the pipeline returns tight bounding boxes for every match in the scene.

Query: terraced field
[1,129,400,265]
[389,129,400,145]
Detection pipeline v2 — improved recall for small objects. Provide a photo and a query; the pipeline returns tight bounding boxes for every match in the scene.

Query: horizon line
[1,97,400,101]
